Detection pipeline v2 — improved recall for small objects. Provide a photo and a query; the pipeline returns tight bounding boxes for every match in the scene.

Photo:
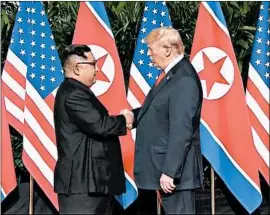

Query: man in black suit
[53,45,133,214]
[124,27,204,214]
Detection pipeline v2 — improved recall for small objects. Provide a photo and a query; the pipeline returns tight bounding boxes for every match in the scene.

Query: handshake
[120,109,134,130]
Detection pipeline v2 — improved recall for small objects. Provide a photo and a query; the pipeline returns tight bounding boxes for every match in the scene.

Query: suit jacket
[54,78,126,195]
[133,58,204,191]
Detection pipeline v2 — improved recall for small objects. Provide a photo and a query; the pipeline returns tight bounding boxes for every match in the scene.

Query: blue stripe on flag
[88,1,112,30]
[115,178,138,209]
[206,2,227,28]
[200,123,262,213]
[1,191,5,201]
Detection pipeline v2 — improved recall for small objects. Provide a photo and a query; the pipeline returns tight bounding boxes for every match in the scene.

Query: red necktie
[154,71,166,86]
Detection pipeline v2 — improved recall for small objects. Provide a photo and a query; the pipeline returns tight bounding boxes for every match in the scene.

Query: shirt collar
[164,54,184,74]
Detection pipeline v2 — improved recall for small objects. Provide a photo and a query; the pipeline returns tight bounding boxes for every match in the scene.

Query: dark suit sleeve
[132,108,141,128]
[65,90,127,137]
[162,77,199,178]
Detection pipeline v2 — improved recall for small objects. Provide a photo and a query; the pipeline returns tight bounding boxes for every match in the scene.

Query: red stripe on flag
[22,151,58,210]
[247,78,269,118]
[119,131,135,178]
[44,94,55,112]
[1,95,17,195]
[24,122,56,170]
[7,112,24,135]
[248,108,269,150]
[127,103,133,110]
[25,95,56,144]
[257,153,269,184]
[2,83,25,111]
[4,61,26,89]
[129,77,146,104]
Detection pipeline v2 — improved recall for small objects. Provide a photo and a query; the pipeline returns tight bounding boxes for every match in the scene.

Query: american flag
[1,2,64,209]
[127,1,172,116]
[246,1,269,184]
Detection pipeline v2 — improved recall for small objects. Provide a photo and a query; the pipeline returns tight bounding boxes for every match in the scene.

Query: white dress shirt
[164,54,184,74]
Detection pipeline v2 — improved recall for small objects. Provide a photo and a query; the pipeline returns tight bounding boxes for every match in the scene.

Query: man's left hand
[160,174,176,193]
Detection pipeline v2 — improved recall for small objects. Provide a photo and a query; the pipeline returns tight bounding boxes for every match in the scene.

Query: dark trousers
[160,190,195,214]
[58,193,113,214]
[137,189,158,214]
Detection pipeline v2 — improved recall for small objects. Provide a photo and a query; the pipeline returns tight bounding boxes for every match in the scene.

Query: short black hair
[62,44,91,66]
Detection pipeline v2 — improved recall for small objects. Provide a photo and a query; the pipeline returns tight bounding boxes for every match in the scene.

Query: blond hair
[145,27,184,54]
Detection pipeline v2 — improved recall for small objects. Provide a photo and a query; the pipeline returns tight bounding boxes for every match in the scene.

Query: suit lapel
[137,59,185,122]
[137,69,173,122]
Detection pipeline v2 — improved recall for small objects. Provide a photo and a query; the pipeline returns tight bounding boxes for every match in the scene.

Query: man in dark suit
[124,27,204,214]
[53,45,133,214]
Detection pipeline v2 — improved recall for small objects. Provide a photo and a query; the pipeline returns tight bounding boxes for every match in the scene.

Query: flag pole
[29,175,34,214]
[157,196,161,215]
[211,167,215,214]
[156,191,161,215]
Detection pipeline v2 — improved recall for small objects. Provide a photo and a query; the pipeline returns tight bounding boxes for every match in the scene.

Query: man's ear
[73,65,80,76]
[165,46,172,57]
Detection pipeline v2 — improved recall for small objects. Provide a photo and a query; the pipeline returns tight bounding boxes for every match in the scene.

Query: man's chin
[91,79,96,86]
[89,79,96,88]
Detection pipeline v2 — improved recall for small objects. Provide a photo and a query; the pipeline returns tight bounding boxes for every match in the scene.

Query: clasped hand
[120,109,134,129]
